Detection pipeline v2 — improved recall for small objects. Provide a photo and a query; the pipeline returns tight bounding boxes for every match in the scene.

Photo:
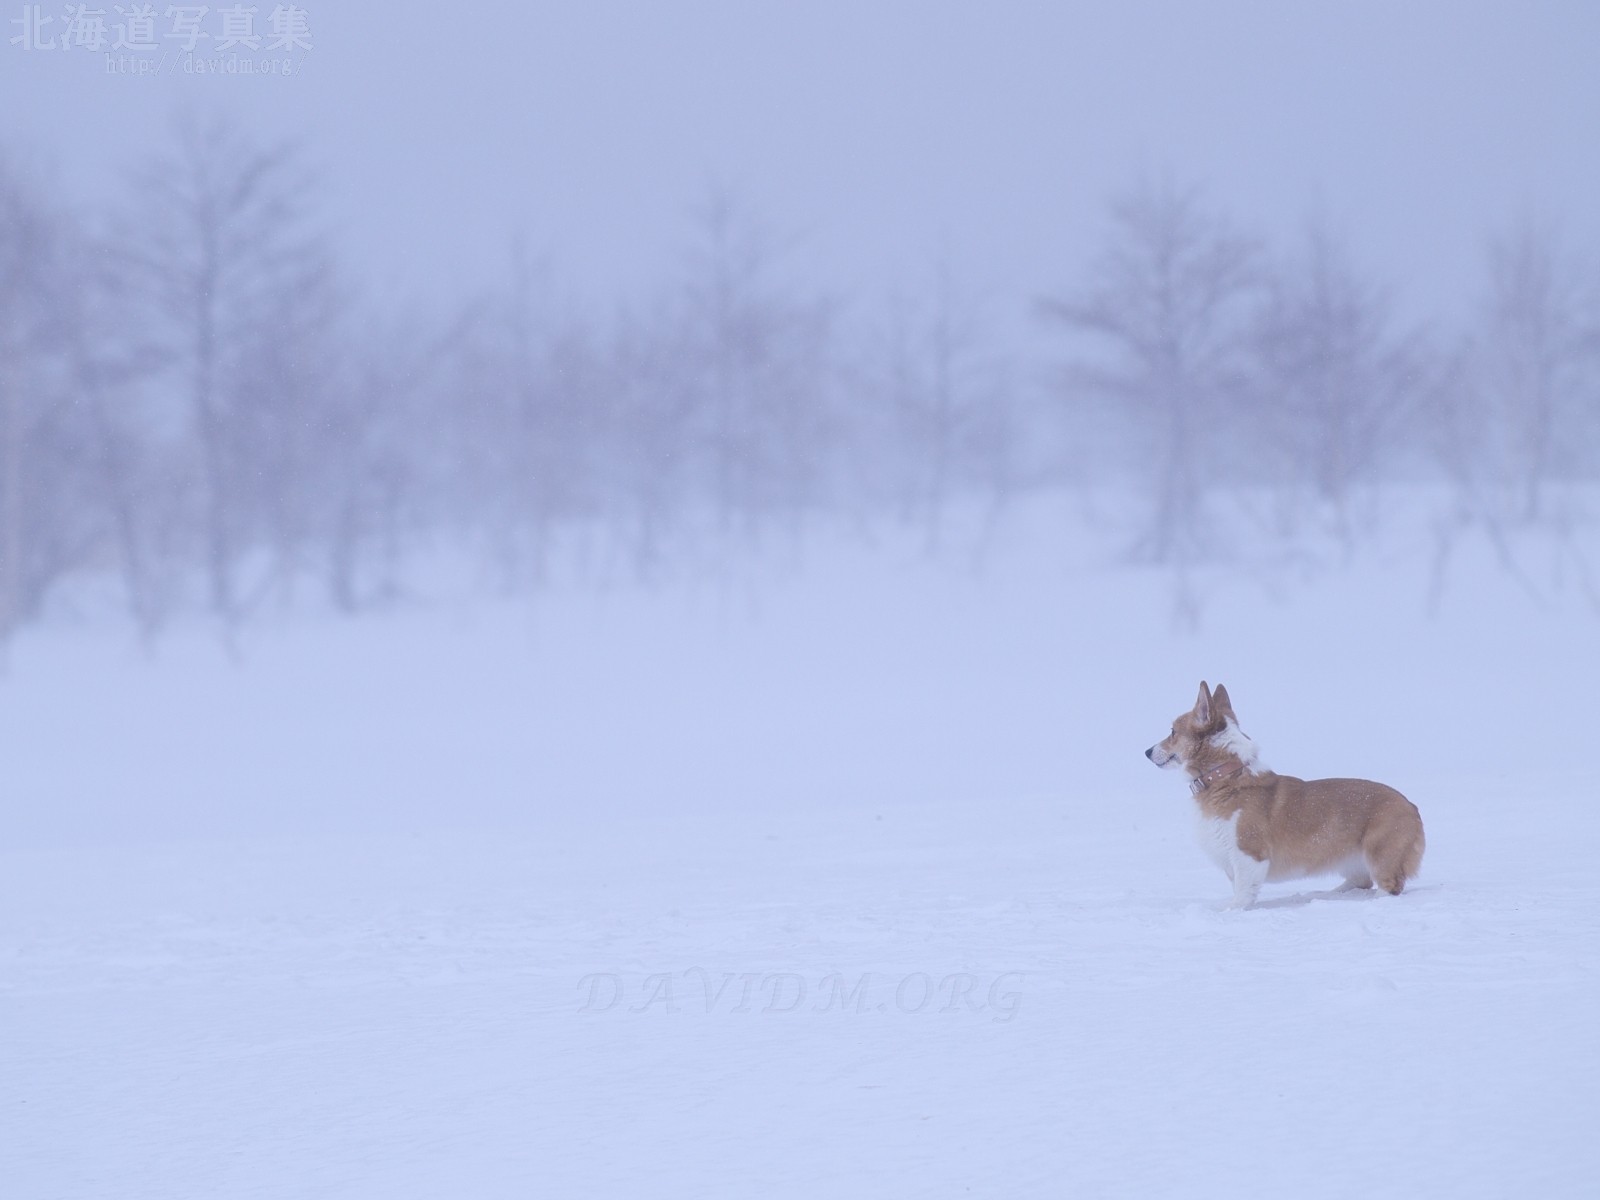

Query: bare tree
[0,152,111,644]
[1472,220,1598,520]
[1041,179,1259,565]
[61,226,177,638]
[676,191,837,548]
[603,298,698,578]
[447,243,607,590]
[1252,219,1424,542]
[1419,221,1600,608]
[875,263,1014,550]
[323,311,462,611]
[116,116,335,624]
[0,151,53,643]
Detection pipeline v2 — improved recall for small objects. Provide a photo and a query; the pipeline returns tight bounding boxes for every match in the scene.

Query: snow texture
[3,501,1597,1198]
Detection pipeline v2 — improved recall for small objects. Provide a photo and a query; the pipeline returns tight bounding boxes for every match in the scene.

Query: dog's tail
[1400,817,1425,883]
[1368,799,1425,895]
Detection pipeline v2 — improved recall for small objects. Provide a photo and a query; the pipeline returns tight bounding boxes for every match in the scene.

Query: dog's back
[1218,773,1425,894]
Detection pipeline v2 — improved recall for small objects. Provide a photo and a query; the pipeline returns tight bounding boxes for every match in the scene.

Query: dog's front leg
[1225,851,1269,910]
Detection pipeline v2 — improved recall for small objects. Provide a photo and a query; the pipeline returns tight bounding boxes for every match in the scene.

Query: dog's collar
[1190,762,1248,795]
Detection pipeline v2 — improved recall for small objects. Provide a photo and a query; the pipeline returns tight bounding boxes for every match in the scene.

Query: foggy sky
[4,1,1597,332]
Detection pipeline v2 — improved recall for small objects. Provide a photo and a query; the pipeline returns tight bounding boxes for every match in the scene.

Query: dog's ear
[1194,681,1212,723]
[1212,684,1233,718]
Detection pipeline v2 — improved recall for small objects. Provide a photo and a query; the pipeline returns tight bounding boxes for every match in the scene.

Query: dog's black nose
[1144,747,1155,760]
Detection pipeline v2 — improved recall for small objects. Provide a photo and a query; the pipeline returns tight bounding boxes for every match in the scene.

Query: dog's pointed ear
[1212,684,1233,718]
[1194,681,1212,724]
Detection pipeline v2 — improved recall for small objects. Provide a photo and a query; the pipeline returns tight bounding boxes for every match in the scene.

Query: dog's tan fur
[1146,681,1425,906]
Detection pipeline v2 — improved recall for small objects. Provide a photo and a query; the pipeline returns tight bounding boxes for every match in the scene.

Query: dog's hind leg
[1336,867,1373,892]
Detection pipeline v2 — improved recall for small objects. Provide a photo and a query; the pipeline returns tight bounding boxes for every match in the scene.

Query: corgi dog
[1145,682,1424,909]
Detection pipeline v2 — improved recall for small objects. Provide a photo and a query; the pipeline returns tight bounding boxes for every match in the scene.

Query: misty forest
[3,118,1597,644]
[7,6,1600,1197]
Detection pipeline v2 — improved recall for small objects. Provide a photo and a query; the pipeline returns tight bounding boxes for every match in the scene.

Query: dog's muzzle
[1146,745,1176,768]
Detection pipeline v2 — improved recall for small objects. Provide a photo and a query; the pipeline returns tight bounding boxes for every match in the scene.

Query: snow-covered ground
[3,497,1598,1197]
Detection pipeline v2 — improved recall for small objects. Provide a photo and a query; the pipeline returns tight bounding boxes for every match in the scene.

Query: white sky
[4,1,1598,334]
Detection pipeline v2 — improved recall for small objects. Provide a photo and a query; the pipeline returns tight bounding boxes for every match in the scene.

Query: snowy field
[3,497,1599,1198]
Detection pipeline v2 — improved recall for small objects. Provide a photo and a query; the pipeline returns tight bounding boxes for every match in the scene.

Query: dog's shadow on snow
[1249,885,1440,910]
[1250,889,1377,910]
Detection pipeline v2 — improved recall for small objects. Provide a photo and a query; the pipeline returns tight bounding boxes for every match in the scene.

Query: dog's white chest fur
[1195,811,1241,873]
[1193,808,1272,908]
